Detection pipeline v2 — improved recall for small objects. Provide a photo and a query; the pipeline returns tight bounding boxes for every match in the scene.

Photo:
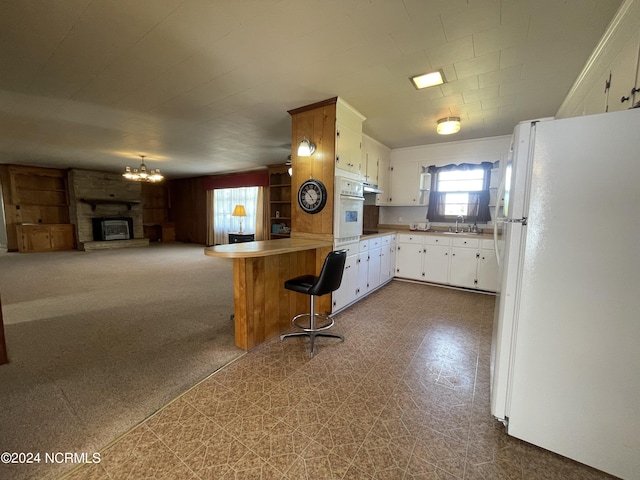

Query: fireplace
[92,217,133,241]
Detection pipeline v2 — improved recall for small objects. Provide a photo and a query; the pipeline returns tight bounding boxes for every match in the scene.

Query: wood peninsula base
[205,238,333,350]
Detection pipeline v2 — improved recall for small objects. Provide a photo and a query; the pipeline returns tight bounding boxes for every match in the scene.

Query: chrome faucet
[455,215,464,233]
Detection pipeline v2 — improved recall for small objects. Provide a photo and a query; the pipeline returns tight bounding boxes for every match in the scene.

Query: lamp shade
[232,205,247,217]
[297,137,316,157]
[437,117,461,135]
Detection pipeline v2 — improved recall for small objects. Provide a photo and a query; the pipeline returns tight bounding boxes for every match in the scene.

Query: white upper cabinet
[335,98,366,177]
[607,32,640,112]
[387,160,424,206]
[362,134,391,206]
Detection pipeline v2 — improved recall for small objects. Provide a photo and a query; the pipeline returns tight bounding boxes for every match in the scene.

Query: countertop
[204,237,333,259]
[361,228,499,241]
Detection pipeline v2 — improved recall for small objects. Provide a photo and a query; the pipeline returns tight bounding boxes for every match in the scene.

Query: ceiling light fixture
[297,137,316,157]
[410,70,445,89]
[436,117,461,135]
[123,155,164,182]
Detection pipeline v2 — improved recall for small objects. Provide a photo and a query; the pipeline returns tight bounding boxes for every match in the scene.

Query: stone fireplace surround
[68,169,149,251]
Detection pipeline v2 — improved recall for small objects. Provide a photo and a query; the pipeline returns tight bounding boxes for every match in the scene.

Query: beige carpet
[0,243,244,480]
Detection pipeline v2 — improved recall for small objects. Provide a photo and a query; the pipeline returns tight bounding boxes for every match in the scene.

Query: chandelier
[123,155,164,182]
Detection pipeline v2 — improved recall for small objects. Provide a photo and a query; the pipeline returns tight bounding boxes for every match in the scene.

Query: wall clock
[297,179,327,214]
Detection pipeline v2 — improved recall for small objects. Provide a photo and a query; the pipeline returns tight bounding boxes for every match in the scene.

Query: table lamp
[232,205,247,234]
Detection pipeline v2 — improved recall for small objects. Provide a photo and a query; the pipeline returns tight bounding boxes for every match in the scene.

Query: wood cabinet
[0,165,71,251]
[17,224,75,252]
[268,165,292,239]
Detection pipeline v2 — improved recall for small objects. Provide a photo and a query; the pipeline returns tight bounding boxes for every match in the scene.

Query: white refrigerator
[490,108,640,479]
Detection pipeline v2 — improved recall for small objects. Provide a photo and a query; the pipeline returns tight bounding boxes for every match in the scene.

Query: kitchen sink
[426,230,485,235]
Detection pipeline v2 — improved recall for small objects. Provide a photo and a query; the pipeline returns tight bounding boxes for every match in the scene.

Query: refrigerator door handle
[494,171,507,267]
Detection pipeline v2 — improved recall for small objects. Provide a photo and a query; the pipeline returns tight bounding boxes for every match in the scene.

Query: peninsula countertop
[204,237,334,259]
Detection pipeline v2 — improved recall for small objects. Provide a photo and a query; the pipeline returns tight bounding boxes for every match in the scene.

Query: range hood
[363,183,383,194]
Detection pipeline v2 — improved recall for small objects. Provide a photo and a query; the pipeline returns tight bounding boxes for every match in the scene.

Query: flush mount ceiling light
[436,116,461,135]
[297,137,316,157]
[123,155,164,182]
[410,70,445,89]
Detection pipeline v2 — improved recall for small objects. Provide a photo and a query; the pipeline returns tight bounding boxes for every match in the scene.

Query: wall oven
[334,176,364,243]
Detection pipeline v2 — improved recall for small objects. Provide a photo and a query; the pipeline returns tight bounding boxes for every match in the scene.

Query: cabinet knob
[632,87,640,95]
[621,95,630,103]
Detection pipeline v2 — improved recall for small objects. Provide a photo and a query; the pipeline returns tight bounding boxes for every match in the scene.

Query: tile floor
[63,281,616,479]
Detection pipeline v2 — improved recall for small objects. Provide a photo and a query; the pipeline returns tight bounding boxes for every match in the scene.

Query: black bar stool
[280,249,347,357]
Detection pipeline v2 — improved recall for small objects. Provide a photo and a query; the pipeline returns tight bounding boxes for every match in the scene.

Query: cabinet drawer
[338,241,359,256]
[397,234,423,244]
[382,235,392,246]
[423,235,451,246]
[452,237,480,248]
[359,239,369,252]
[481,238,496,250]
[369,237,381,248]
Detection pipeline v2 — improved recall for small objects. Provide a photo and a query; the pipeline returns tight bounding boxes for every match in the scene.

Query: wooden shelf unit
[268,165,292,239]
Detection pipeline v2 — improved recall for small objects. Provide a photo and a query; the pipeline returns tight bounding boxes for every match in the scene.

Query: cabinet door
[389,160,420,205]
[395,242,423,280]
[367,247,381,291]
[379,244,391,283]
[375,154,390,206]
[333,254,358,312]
[18,225,51,252]
[49,225,75,251]
[356,251,369,297]
[449,247,478,289]
[336,122,362,175]
[607,35,640,112]
[477,248,498,292]
[423,245,449,284]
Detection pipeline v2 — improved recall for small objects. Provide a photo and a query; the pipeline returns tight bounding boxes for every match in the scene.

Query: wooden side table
[228,233,255,244]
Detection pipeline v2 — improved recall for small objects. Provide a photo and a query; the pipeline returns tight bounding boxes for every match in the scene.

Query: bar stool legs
[280,295,344,357]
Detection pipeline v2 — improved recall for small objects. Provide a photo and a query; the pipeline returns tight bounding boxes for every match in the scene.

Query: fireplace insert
[92,217,133,241]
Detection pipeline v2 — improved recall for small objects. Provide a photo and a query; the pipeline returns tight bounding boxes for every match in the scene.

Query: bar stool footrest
[292,313,335,332]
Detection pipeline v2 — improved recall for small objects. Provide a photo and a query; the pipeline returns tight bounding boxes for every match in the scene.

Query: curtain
[427,162,493,223]
[212,187,259,245]
[206,190,215,246]
[255,187,268,241]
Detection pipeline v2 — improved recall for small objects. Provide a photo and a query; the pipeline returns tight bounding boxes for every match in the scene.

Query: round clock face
[297,179,327,214]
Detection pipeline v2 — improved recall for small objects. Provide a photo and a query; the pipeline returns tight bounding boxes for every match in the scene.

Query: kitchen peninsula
[205,238,333,350]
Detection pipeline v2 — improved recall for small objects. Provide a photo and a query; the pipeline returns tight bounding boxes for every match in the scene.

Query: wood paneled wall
[232,244,332,350]
[168,177,207,244]
[288,98,337,241]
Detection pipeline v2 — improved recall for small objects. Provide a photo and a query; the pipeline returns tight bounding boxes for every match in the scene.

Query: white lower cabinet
[367,237,382,293]
[395,234,424,280]
[395,233,499,292]
[422,237,450,284]
[477,240,499,291]
[332,235,396,312]
[449,237,480,289]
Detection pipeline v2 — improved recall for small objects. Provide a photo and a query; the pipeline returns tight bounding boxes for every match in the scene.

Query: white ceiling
[0,0,622,179]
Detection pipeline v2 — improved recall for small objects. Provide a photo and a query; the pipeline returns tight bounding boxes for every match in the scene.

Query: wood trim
[0,294,7,365]
[287,96,338,116]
